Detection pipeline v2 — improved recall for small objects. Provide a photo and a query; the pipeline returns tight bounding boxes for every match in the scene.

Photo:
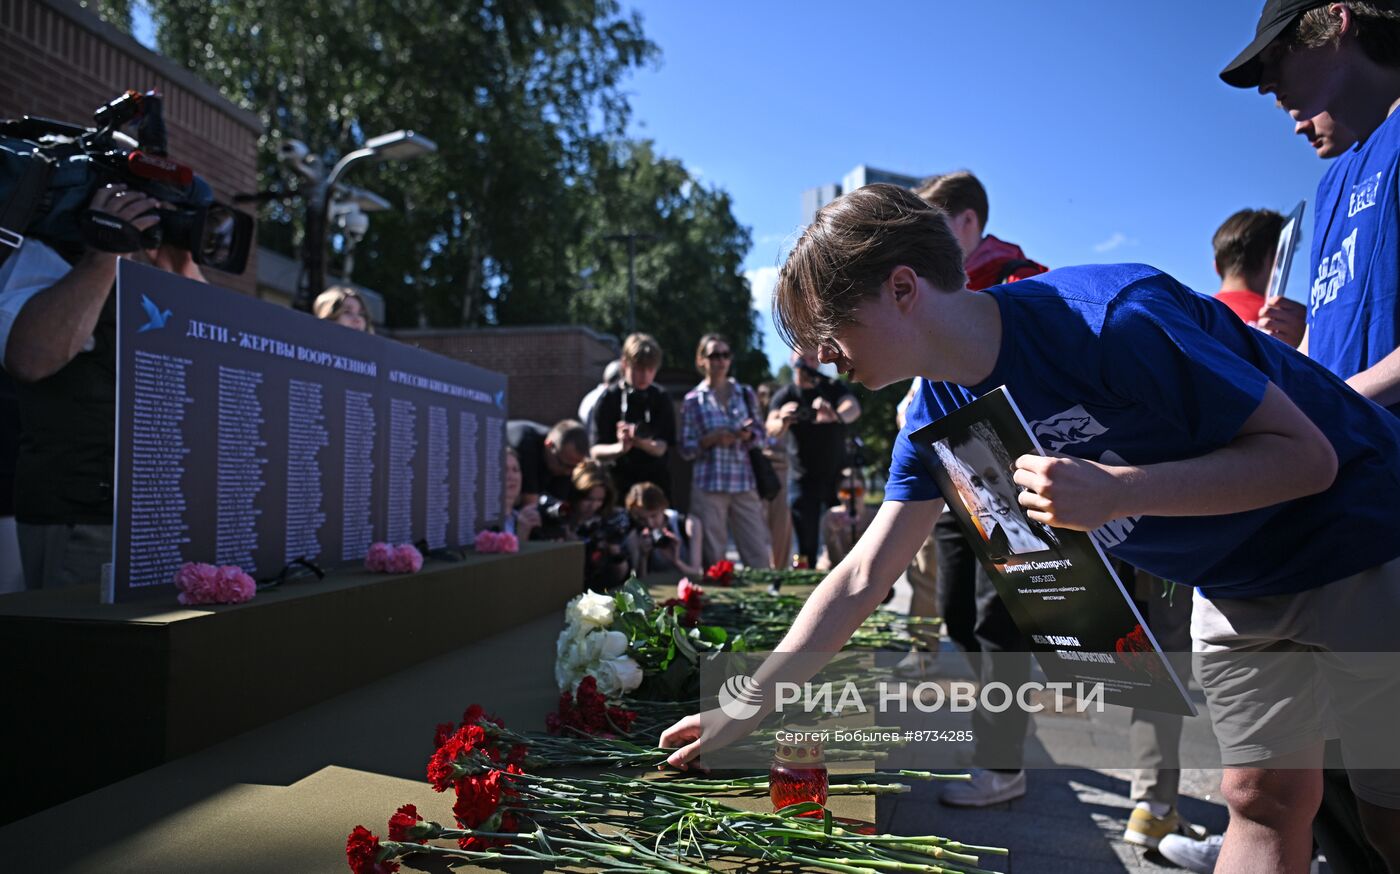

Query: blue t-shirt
[887,263,1400,599]
[1309,106,1400,412]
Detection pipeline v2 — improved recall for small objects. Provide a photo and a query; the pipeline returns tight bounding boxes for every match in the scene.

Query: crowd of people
[4,2,1399,872]
[656,5,1400,874]
[503,328,868,591]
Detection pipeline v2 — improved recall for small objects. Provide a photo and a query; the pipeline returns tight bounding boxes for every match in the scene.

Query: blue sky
[619,1,1327,372]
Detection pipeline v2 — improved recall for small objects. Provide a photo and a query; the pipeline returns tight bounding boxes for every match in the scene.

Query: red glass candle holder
[770,738,827,814]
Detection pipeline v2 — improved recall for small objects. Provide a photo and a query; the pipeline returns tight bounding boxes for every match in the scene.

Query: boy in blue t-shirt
[1220,3,1396,871]
[1223,0,1400,415]
[658,184,1400,874]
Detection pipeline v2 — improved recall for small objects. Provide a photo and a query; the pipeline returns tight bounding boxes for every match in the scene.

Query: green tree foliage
[80,0,134,33]
[145,0,764,375]
[567,140,765,384]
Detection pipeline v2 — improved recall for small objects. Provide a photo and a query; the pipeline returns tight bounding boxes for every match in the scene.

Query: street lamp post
[603,231,658,334]
[296,130,438,311]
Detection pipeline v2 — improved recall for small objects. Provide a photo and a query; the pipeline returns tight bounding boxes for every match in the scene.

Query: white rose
[594,656,644,697]
[592,658,622,697]
[569,592,615,629]
[598,630,629,660]
[610,655,644,693]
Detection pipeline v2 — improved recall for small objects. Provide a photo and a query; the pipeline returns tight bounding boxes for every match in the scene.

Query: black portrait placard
[909,387,1195,715]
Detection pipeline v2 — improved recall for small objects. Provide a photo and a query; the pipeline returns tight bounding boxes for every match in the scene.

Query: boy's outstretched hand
[658,707,765,771]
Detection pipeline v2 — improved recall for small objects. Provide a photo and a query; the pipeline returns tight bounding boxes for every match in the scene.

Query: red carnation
[705,559,735,587]
[453,764,524,850]
[462,703,504,729]
[433,722,455,749]
[346,825,400,874]
[386,804,427,844]
[606,705,638,733]
[427,724,489,791]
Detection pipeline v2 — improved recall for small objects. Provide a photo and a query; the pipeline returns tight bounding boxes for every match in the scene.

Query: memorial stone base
[0,542,582,824]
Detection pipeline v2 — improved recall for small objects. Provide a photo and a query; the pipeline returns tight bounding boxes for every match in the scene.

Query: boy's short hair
[622,333,663,369]
[774,184,966,355]
[1213,208,1286,278]
[547,419,590,456]
[1289,1,1400,66]
[912,171,990,232]
[624,481,668,513]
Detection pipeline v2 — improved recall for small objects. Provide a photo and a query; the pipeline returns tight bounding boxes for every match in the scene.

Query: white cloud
[1092,231,1137,253]
[746,265,779,315]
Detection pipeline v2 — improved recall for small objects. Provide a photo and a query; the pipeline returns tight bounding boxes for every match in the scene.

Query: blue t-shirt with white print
[886,264,1400,600]
[1309,106,1400,413]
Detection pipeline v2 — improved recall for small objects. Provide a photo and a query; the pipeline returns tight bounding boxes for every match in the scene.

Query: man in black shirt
[507,419,589,509]
[766,350,861,568]
[590,333,675,500]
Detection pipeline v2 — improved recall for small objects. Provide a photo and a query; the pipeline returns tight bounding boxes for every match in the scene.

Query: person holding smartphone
[679,333,772,569]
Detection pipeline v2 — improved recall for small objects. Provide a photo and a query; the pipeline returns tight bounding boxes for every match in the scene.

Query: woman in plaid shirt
[679,334,774,569]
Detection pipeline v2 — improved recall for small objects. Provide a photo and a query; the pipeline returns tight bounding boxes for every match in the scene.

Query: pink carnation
[677,577,703,603]
[174,562,220,605]
[391,543,424,574]
[474,530,520,554]
[174,562,255,605]
[214,565,256,603]
[365,542,394,572]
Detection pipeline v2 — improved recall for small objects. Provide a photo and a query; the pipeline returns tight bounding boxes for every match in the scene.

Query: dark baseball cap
[1220,0,1329,88]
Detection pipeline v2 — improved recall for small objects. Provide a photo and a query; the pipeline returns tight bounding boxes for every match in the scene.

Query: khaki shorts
[1192,556,1400,808]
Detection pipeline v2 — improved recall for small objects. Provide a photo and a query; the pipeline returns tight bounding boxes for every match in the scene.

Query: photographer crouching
[534,460,633,592]
[0,91,250,590]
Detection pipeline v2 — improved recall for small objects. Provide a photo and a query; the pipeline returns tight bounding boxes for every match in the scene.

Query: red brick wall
[0,0,261,294]
[395,325,620,426]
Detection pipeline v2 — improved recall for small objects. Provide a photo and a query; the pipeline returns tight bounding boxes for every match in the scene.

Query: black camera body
[792,405,817,425]
[538,494,572,524]
[1,90,253,272]
[579,510,632,549]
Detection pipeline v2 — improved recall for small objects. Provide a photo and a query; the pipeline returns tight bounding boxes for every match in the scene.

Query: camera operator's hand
[139,242,207,283]
[813,397,839,424]
[778,401,802,424]
[89,184,163,247]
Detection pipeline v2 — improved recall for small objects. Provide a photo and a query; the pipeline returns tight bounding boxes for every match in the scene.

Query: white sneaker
[1158,833,1222,873]
[893,649,939,678]
[939,768,1026,807]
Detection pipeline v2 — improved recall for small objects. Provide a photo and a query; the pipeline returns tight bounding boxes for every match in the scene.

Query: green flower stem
[656,779,911,796]
[783,853,883,874]
[426,825,711,874]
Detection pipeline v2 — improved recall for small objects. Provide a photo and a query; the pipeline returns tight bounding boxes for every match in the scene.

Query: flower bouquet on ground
[556,579,737,704]
[352,739,1004,874]
[434,697,920,776]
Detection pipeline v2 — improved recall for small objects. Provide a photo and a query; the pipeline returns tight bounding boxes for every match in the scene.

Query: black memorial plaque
[113,262,507,602]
